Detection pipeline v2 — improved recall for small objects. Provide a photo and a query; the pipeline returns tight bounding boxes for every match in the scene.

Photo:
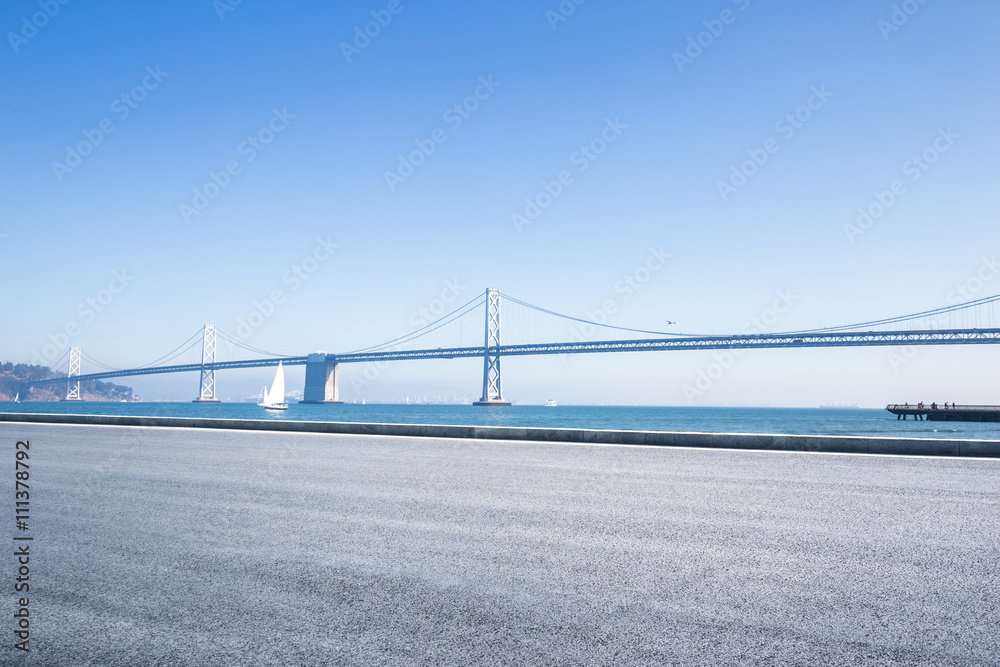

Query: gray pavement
[4,423,1000,665]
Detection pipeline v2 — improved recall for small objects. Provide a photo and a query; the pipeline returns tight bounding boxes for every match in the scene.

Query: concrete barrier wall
[1,412,999,458]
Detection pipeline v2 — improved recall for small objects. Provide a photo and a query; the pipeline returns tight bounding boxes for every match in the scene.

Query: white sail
[270,363,285,405]
[13,392,19,403]
[259,363,287,409]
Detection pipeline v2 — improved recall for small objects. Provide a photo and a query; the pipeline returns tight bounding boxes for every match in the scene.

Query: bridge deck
[23,327,1000,389]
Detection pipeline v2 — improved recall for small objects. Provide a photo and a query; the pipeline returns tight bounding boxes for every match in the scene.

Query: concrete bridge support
[300,353,344,404]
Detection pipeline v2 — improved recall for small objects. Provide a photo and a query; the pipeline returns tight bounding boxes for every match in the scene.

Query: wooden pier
[886,403,1000,422]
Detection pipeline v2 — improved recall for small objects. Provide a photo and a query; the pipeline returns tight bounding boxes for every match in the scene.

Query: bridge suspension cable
[344,292,487,355]
[79,351,124,372]
[44,349,71,375]
[788,292,1000,335]
[501,294,681,338]
[131,328,206,369]
[215,329,290,358]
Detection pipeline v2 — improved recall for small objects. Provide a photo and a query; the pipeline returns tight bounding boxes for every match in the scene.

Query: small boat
[13,392,19,403]
[258,362,288,410]
[545,399,557,407]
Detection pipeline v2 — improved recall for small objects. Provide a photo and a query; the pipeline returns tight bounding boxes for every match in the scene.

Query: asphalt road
[4,423,999,665]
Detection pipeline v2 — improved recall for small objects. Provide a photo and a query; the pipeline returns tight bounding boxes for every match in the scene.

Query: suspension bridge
[23,289,1000,404]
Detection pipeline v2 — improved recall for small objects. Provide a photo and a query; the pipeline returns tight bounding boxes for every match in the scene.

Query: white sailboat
[13,392,19,403]
[258,362,288,410]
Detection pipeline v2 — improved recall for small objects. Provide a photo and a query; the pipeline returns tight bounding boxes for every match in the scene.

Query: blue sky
[2,0,999,405]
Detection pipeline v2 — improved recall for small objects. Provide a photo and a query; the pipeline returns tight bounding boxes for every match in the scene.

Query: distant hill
[0,361,138,402]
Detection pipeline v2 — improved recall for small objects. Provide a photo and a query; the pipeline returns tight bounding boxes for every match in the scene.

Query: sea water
[3,402,999,440]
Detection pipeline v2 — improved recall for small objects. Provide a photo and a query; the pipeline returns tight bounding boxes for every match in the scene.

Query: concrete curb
[2,412,999,458]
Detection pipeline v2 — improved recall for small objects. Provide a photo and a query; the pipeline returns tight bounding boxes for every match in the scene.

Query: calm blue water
[3,402,1000,440]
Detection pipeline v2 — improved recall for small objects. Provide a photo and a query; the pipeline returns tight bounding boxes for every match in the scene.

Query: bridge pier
[299,353,343,404]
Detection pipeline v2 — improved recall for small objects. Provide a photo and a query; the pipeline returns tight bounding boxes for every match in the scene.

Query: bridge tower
[193,324,221,403]
[299,353,344,404]
[474,288,510,406]
[65,346,82,401]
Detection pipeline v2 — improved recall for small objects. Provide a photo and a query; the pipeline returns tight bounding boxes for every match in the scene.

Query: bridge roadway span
[27,326,1000,387]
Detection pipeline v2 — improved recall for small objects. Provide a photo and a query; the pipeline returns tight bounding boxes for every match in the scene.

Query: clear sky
[2,0,999,405]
